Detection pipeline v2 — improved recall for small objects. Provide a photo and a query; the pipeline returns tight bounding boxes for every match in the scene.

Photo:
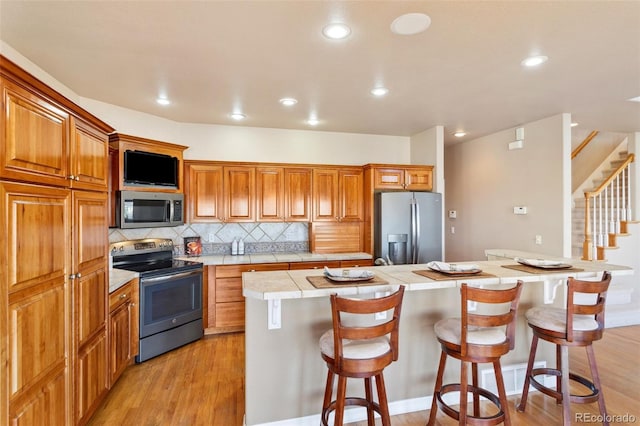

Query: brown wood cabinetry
[206,263,288,333]
[108,279,139,386]
[312,167,363,222]
[185,162,224,222]
[184,161,257,223]
[224,165,256,222]
[1,57,113,426]
[256,166,312,222]
[72,190,109,425]
[108,133,188,193]
[370,165,433,191]
[1,182,71,425]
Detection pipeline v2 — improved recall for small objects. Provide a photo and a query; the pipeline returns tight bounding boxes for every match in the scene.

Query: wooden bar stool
[319,286,405,426]
[428,282,523,426]
[516,272,611,425]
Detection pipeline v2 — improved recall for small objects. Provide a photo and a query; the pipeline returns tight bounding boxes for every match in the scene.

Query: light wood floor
[89,325,640,426]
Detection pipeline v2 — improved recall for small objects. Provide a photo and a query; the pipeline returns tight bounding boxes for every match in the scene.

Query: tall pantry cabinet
[0,57,114,425]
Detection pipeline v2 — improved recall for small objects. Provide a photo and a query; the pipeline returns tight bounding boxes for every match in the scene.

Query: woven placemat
[412,270,497,281]
[306,275,389,289]
[501,264,584,274]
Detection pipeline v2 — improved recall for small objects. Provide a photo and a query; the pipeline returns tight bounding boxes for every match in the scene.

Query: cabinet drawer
[289,260,341,270]
[109,281,133,311]
[216,277,243,302]
[215,262,289,278]
[215,302,245,328]
[340,259,373,268]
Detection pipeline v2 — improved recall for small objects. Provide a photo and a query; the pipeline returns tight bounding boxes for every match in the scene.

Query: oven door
[139,269,203,338]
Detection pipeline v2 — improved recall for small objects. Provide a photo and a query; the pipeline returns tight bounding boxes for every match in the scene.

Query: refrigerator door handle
[413,201,421,263]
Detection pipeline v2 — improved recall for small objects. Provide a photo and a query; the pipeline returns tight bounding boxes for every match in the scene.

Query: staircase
[572,149,631,259]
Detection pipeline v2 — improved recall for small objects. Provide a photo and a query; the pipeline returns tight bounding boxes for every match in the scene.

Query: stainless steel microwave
[116,191,184,229]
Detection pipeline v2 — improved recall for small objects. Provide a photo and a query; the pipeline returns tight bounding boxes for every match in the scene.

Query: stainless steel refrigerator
[374,191,443,264]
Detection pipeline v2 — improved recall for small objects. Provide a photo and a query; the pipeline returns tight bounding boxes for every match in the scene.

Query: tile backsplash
[108,222,309,255]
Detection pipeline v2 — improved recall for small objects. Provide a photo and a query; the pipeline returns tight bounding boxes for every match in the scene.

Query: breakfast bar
[242,256,632,426]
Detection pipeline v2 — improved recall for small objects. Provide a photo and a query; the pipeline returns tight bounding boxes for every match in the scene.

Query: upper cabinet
[109,133,188,193]
[184,161,256,223]
[312,167,363,222]
[256,166,311,222]
[1,59,113,190]
[369,165,433,191]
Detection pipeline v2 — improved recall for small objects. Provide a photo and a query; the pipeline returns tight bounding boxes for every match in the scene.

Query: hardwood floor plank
[89,326,639,426]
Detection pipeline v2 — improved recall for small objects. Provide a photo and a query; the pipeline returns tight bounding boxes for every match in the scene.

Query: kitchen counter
[242,257,632,425]
[175,251,372,266]
[108,268,139,293]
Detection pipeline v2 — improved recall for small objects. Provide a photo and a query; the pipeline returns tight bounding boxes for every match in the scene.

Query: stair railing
[571,130,599,159]
[583,153,635,260]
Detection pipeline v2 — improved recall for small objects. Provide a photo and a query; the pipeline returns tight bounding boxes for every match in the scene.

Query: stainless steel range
[110,238,204,362]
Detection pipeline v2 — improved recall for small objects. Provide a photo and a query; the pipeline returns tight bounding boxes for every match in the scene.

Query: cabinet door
[405,168,433,191]
[1,182,71,425]
[73,190,109,424]
[339,168,363,221]
[284,167,311,221]
[312,168,339,221]
[185,163,224,222]
[224,166,256,222]
[1,78,70,186]
[109,300,131,384]
[256,167,284,221]
[70,117,109,191]
[373,167,405,190]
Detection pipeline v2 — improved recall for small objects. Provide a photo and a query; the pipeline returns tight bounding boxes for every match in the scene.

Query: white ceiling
[1,1,639,144]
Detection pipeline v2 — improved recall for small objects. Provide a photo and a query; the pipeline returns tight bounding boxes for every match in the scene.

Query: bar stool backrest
[330,286,405,371]
[460,282,523,357]
[566,271,611,342]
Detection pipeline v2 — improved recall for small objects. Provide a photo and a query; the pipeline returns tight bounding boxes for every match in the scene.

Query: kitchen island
[242,256,632,426]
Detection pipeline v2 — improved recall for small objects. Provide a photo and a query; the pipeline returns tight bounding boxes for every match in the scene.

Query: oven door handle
[141,270,202,283]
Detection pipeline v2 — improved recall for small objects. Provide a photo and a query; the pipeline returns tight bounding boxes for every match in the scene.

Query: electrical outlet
[208,233,216,242]
[535,235,542,245]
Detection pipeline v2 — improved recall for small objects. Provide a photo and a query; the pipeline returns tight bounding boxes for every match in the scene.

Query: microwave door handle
[167,201,173,222]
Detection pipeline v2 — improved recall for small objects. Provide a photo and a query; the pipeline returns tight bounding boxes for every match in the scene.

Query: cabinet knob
[69,273,76,280]
[119,293,127,299]
[69,175,75,180]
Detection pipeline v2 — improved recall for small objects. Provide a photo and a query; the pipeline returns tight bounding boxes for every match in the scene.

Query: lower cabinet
[205,259,373,334]
[108,278,139,386]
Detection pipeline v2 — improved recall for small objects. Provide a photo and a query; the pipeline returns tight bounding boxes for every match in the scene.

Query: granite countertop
[174,251,372,266]
[242,258,633,301]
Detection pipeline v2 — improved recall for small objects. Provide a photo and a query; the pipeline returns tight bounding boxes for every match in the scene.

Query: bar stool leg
[335,375,347,426]
[556,344,563,404]
[517,335,538,412]
[375,373,391,426]
[493,359,511,426]
[560,345,571,426]
[364,377,374,425]
[459,360,468,426]
[586,345,609,425]
[322,370,334,425]
[472,363,480,417]
[428,350,447,426]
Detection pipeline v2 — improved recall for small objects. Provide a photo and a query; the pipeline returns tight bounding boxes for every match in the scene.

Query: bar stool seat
[517,272,611,425]
[320,286,405,426]
[428,282,523,426]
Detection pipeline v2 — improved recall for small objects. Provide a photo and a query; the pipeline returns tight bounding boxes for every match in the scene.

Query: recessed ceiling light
[454,131,466,138]
[390,13,431,35]
[371,87,389,97]
[156,97,170,106]
[279,98,298,106]
[306,118,319,126]
[230,113,246,120]
[628,96,640,102]
[322,23,351,40]
[521,55,548,67]
[571,122,579,127]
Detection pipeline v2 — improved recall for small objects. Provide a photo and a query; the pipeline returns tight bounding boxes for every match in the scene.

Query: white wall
[444,114,570,261]
[410,126,444,193]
